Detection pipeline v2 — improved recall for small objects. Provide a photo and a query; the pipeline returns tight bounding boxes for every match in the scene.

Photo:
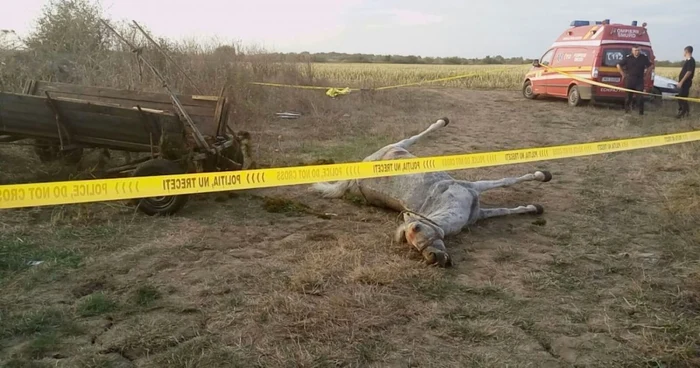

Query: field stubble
[1,26,700,366]
[1,77,700,367]
[301,63,693,94]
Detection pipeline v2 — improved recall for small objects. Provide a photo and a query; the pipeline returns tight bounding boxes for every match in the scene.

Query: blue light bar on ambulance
[632,20,638,26]
[570,20,590,27]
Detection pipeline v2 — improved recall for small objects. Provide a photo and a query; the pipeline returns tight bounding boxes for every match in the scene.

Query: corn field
[265,63,690,93]
[308,63,529,90]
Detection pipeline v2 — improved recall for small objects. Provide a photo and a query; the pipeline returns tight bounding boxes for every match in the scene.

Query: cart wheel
[33,140,83,164]
[60,147,84,164]
[34,140,59,162]
[131,159,189,216]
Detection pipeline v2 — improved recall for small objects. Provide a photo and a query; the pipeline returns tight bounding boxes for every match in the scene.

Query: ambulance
[523,19,656,107]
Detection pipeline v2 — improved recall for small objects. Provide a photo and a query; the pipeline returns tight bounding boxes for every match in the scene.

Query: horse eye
[413,224,421,232]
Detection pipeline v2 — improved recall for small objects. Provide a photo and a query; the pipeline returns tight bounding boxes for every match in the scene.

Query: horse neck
[420,196,472,237]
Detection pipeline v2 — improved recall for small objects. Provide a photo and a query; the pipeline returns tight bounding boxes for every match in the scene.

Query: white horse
[310,118,551,267]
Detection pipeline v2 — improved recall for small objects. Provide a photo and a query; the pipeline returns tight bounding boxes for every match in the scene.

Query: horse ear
[403,212,418,223]
[394,223,408,243]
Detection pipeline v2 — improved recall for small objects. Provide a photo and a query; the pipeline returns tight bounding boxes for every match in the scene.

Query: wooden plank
[219,99,233,134]
[0,92,187,153]
[72,135,179,152]
[32,81,220,109]
[34,91,216,116]
[192,95,220,101]
[0,113,184,152]
[0,94,186,145]
[0,94,185,138]
[0,92,177,119]
[0,135,27,142]
[0,126,62,140]
[26,82,227,138]
[0,111,160,144]
[212,87,226,137]
[30,90,216,126]
[1,108,183,139]
[0,110,62,137]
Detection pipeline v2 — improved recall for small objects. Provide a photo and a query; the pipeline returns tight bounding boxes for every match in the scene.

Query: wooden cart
[0,80,251,215]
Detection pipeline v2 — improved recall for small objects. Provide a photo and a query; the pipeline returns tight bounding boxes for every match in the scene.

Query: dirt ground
[1,88,700,368]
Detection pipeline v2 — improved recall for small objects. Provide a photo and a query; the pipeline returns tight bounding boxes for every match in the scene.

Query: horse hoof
[536,170,552,182]
[439,117,450,126]
[533,204,545,215]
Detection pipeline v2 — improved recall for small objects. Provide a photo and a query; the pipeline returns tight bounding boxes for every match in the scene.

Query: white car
[649,74,680,103]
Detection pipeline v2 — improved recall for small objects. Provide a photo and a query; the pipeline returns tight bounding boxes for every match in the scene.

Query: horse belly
[359,172,451,212]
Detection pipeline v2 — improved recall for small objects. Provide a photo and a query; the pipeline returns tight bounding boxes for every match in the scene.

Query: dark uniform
[617,52,652,114]
[678,56,695,117]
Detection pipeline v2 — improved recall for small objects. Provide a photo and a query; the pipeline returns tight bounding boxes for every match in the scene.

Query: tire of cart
[130,158,189,216]
[33,139,83,164]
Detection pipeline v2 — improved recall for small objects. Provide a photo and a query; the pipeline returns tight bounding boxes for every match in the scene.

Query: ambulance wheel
[523,80,537,99]
[130,158,189,216]
[567,85,583,107]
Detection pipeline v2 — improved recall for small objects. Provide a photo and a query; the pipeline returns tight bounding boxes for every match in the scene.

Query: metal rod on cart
[131,20,203,95]
[44,91,66,150]
[99,19,212,153]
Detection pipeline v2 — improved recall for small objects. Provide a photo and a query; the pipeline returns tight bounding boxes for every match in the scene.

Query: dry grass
[2,2,700,367]
[2,84,700,367]
[276,63,698,95]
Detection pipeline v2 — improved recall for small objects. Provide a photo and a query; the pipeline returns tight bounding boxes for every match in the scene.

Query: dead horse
[310,117,551,267]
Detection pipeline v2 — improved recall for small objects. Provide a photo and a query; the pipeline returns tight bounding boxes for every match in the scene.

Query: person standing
[676,46,695,119]
[617,45,652,115]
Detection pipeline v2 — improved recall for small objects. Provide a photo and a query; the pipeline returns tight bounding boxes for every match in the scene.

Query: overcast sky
[2,0,698,61]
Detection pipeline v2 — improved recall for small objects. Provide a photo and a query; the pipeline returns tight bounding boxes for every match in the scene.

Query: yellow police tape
[248,82,356,98]
[373,72,483,91]
[249,70,495,97]
[1,129,699,210]
[542,65,700,103]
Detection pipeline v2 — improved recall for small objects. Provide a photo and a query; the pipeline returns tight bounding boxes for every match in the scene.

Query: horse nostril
[434,252,451,267]
[443,255,453,268]
[426,252,437,264]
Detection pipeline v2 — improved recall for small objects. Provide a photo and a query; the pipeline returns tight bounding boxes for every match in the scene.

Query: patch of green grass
[410,277,510,302]
[410,277,463,301]
[298,135,391,163]
[0,308,80,339]
[2,359,53,368]
[0,236,82,279]
[77,292,118,317]
[134,285,162,307]
[21,332,61,359]
[261,197,311,216]
[0,308,82,363]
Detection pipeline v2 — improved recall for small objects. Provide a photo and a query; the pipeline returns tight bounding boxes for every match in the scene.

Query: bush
[0,0,317,122]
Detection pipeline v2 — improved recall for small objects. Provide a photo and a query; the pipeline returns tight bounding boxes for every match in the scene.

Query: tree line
[236,51,690,67]
[251,51,529,65]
